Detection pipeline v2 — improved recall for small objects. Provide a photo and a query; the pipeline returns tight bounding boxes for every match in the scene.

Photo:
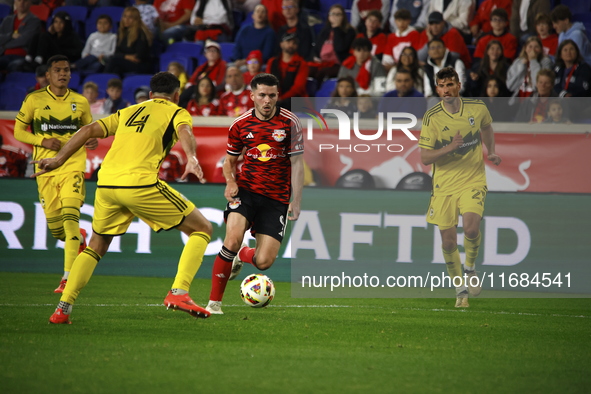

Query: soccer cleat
[49,308,72,324]
[79,228,88,254]
[455,291,469,308]
[163,291,210,318]
[54,278,67,293]
[229,243,247,281]
[465,269,482,297]
[206,300,224,315]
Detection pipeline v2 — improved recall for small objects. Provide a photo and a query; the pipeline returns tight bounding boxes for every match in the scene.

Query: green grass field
[1,272,589,394]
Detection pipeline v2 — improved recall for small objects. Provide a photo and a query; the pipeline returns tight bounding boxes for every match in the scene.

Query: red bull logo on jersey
[272,129,286,142]
[246,144,285,162]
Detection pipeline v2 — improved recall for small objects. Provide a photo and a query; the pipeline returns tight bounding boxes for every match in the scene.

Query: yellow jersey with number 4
[96,99,193,187]
[15,87,92,176]
[419,98,492,196]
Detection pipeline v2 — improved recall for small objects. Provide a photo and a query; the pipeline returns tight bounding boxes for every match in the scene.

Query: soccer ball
[240,274,275,308]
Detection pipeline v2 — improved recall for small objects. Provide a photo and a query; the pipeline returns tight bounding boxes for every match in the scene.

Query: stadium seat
[0,82,28,111]
[50,6,88,38]
[122,74,153,103]
[85,6,124,37]
[82,73,120,99]
[559,0,591,14]
[306,78,318,97]
[220,43,235,62]
[166,42,203,60]
[316,78,337,97]
[70,72,81,92]
[159,52,196,75]
[6,72,37,88]
[318,0,348,18]
[0,3,11,22]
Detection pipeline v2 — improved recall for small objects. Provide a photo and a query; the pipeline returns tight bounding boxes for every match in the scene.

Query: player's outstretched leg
[207,246,238,315]
[464,232,482,297]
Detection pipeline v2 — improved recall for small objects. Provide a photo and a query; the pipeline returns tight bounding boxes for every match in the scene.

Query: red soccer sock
[209,255,233,302]
[238,247,256,265]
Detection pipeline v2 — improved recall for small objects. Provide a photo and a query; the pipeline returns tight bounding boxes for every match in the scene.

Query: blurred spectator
[481,75,515,121]
[82,81,106,114]
[510,0,550,42]
[102,78,130,113]
[383,9,420,70]
[167,61,188,93]
[388,0,431,30]
[551,5,591,65]
[552,39,591,98]
[543,99,570,124]
[536,13,557,57]
[325,76,357,117]
[514,68,557,122]
[357,94,377,118]
[266,32,308,110]
[385,45,424,93]
[74,14,117,75]
[24,11,83,70]
[184,76,220,116]
[309,4,356,85]
[423,38,465,97]
[0,0,42,73]
[473,9,517,60]
[134,86,150,103]
[465,40,509,97]
[0,135,28,178]
[338,37,387,96]
[378,68,425,117]
[217,65,254,117]
[261,0,286,32]
[26,64,48,93]
[356,10,387,62]
[186,39,227,90]
[189,0,234,43]
[154,0,193,44]
[417,11,472,68]
[277,0,315,61]
[105,7,153,77]
[425,0,474,36]
[135,0,160,35]
[232,4,275,67]
[243,49,263,86]
[469,0,512,42]
[507,36,552,98]
[159,151,188,182]
[350,0,390,32]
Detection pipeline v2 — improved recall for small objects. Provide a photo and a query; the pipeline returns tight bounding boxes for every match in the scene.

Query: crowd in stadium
[0,0,590,121]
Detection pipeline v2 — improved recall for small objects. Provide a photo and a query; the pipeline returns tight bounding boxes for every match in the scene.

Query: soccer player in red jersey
[206,73,304,314]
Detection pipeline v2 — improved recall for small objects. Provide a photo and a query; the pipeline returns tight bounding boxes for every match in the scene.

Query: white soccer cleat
[206,300,224,315]
[229,243,247,281]
[455,290,470,308]
[465,270,482,297]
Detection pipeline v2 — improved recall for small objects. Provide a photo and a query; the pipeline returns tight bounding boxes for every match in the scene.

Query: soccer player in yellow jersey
[34,72,214,323]
[419,67,502,308]
[14,55,96,293]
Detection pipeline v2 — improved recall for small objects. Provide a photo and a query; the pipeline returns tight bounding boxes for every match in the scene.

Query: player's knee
[254,254,276,270]
[224,238,244,253]
[199,220,213,237]
[464,228,479,240]
[442,240,457,252]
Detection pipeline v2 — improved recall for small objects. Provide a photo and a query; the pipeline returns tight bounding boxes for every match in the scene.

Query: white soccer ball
[240,274,276,308]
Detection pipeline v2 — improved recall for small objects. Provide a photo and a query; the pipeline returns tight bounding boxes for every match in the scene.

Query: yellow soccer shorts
[37,171,86,213]
[426,186,487,230]
[92,180,196,235]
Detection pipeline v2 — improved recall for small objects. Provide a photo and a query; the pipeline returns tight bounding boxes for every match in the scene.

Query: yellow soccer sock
[46,212,65,241]
[60,247,102,305]
[464,232,481,270]
[443,247,466,293]
[171,232,211,292]
[62,204,81,273]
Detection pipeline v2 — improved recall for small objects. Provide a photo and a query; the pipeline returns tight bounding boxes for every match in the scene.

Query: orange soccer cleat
[164,291,210,319]
[49,308,72,324]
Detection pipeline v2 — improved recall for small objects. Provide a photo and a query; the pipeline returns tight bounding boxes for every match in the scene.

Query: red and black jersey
[0,145,28,177]
[227,107,304,204]
[218,89,254,118]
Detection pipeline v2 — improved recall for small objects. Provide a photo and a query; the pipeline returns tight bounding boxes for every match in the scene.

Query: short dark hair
[551,5,572,23]
[394,8,411,21]
[250,73,279,90]
[555,39,583,68]
[46,55,69,68]
[366,9,383,23]
[536,68,556,82]
[428,38,445,48]
[395,68,413,77]
[351,37,372,51]
[436,66,459,83]
[490,8,508,21]
[535,12,552,27]
[107,78,123,89]
[150,71,180,95]
[97,14,113,26]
